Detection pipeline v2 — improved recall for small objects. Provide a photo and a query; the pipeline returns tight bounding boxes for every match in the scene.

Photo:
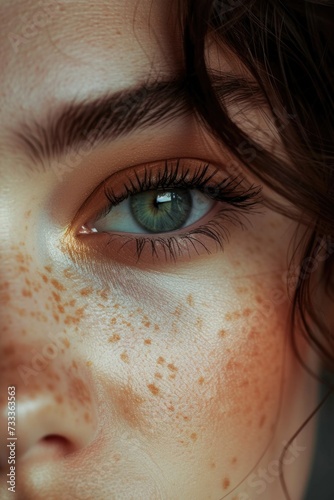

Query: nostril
[41,435,75,455]
[22,435,76,462]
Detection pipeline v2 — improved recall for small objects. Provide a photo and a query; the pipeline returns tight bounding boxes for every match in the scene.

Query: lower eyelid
[73,207,240,269]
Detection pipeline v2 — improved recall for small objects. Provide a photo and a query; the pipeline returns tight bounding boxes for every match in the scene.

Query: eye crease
[73,158,262,265]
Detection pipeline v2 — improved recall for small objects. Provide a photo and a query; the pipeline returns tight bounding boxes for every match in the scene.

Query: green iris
[130,189,192,233]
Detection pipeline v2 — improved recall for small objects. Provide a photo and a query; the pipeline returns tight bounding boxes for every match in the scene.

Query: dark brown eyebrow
[11,74,266,172]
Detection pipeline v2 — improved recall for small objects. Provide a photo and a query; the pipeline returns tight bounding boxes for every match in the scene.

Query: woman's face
[0,1,321,499]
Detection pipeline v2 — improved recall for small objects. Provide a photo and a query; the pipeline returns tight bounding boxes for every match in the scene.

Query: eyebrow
[12,74,266,171]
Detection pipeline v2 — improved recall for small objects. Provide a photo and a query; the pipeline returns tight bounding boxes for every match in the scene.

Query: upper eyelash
[103,159,262,211]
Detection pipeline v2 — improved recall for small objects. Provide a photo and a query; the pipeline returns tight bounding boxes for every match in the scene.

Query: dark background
[304,371,334,500]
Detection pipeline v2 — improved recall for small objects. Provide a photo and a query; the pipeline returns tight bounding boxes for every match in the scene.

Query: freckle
[72,360,77,369]
[147,383,159,396]
[63,338,70,348]
[52,291,60,302]
[86,361,93,367]
[44,265,52,273]
[167,405,175,411]
[143,321,151,328]
[157,356,165,365]
[183,415,190,421]
[47,384,55,391]
[15,253,25,263]
[222,477,230,490]
[113,303,120,309]
[248,328,257,340]
[155,372,162,379]
[120,351,129,363]
[41,274,48,283]
[154,324,160,331]
[259,414,266,428]
[84,412,91,423]
[53,313,60,323]
[218,329,226,338]
[210,462,216,469]
[75,307,84,315]
[231,456,237,465]
[173,306,182,318]
[169,374,176,380]
[243,308,251,317]
[63,268,73,279]
[51,279,65,292]
[64,315,79,325]
[58,305,65,314]
[167,363,178,372]
[55,395,63,404]
[196,317,203,330]
[186,294,194,307]
[109,334,121,343]
[190,433,197,442]
[80,287,93,297]
[110,317,117,325]
[255,295,263,304]
[225,311,241,321]
[144,339,151,345]
[198,377,205,385]
[21,288,32,297]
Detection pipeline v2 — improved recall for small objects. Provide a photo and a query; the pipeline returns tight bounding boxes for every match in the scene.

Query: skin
[0,1,326,499]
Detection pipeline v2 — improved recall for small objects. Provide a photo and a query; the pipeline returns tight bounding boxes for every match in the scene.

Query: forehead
[0,0,179,128]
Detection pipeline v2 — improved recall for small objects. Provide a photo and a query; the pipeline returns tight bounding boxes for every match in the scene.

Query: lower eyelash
[104,206,253,264]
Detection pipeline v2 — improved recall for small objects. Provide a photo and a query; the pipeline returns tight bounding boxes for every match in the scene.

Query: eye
[69,158,262,267]
[91,188,214,234]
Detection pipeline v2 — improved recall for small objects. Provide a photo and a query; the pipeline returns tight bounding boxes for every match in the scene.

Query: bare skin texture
[0,1,325,499]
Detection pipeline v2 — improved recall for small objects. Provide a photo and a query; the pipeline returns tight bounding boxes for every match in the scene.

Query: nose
[0,362,96,471]
[8,396,93,463]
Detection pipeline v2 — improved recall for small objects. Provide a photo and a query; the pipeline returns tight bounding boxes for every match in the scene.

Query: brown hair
[179,0,334,497]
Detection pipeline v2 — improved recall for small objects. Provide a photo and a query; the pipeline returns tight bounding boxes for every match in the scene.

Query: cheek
[117,287,294,488]
[91,287,286,446]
